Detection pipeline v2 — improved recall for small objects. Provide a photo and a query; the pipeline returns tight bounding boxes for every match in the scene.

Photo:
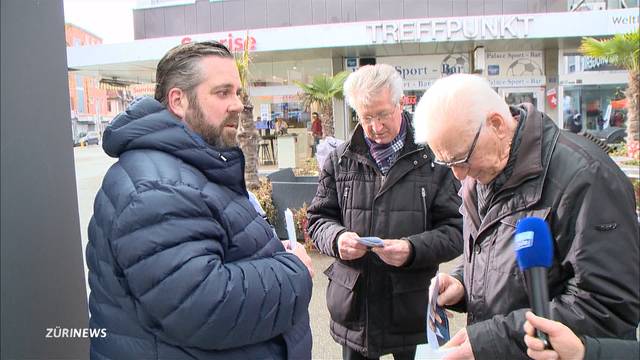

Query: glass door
[499,87,545,113]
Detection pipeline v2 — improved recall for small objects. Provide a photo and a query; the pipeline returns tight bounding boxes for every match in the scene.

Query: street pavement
[74,145,467,359]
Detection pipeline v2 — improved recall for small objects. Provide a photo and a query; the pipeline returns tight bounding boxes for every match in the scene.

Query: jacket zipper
[365,180,378,352]
[342,186,351,208]
[421,186,427,232]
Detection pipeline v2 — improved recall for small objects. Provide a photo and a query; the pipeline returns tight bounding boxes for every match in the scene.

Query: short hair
[154,41,233,105]
[312,112,319,117]
[343,64,403,111]
[413,74,511,144]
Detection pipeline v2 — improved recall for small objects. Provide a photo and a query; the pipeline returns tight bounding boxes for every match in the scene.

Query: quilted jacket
[86,97,312,359]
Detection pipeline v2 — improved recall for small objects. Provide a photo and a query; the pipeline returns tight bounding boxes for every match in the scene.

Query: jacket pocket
[491,208,552,274]
[323,261,362,325]
[389,272,429,334]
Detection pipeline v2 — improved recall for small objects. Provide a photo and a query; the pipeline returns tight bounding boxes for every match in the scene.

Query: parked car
[78,131,100,146]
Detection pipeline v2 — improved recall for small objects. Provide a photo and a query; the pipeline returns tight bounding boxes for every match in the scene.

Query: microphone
[514,217,554,349]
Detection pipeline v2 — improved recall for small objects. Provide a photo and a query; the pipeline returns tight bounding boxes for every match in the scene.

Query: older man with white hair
[412,74,639,359]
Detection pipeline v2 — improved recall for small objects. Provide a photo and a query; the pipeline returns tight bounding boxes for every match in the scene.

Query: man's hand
[283,240,315,278]
[371,239,412,267]
[523,311,585,360]
[437,273,465,307]
[442,327,475,360]
[337,232,367,260]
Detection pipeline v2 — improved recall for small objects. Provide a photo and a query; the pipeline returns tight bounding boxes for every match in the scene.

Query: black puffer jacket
[307,115,463,357]
[87,97,312,359]
[450,104,640,359]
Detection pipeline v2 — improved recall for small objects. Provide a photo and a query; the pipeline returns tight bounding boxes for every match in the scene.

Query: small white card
[284,208,298,250]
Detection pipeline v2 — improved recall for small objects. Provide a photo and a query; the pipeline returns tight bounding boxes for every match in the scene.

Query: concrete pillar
[1,0,89,358]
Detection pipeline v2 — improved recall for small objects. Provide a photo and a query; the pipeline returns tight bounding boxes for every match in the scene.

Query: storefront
[485,50,547,112]
[67,7,638,140]
[248,58,333,131]
[558,50,629,132]
[343,53,471,132]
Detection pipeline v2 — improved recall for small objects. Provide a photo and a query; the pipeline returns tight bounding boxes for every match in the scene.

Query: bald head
[413,74,516,183]
[413,74,510,149]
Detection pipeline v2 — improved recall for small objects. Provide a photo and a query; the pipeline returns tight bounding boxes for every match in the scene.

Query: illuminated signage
[181,34,257,51]
[367,15,534,43]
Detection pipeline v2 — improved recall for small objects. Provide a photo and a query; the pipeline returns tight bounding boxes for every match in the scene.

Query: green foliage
[293,157,319,177]
[632,178,640,213]
[609,143,628,156]
[234,33,252,91]
[294,71,349,112]
[254,177,277,225]
[580,29,640,72]
[292,203,315,251]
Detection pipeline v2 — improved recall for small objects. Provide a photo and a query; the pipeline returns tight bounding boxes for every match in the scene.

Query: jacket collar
[501,103,545,192]
[345,111,421,159]
[461,103,549,236]
[341,112,430,198]
[103,96,247,195]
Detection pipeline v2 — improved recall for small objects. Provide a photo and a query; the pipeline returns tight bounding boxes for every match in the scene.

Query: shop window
[563,85,628,133]
[567,56,577,73]
[619,0,639,8]
[271,101,306,127]
[76,75,85,113]
[568,1,607,11]
[505,92,538,108]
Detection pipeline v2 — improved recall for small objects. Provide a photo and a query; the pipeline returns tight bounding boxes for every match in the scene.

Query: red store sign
[402,95,417,105]
[181,34,257,51]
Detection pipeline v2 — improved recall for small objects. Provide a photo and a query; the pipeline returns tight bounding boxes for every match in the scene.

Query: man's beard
[185,99,239,149]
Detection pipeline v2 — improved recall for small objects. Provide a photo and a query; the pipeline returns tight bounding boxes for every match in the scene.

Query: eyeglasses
[433,122,483,168]
[357,105,397,125]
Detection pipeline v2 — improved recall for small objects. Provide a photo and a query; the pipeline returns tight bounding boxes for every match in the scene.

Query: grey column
[1,0,89,358]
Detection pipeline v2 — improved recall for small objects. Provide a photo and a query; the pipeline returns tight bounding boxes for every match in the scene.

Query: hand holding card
[357,236,384,248]
[427,273,451,349]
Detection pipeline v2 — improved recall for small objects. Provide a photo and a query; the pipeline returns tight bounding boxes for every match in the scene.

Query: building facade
[68,0,639,139]
[65,24,131,141]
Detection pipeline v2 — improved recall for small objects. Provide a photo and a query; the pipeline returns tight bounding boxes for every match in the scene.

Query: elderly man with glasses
[413,74,639,360]
[307,64,463,360]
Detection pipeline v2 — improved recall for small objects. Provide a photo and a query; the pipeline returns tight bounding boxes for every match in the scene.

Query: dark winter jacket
[307,114,463,357]
[582,336,640,360]
[450,103,640,359]
[86,97,312,360]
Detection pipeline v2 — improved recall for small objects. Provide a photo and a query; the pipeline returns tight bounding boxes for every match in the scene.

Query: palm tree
[294,71,349,138]
[580,29,640,158]
[234,35,260,190]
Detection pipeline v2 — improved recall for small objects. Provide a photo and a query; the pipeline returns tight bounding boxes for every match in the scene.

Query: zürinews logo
[514,231,534,251]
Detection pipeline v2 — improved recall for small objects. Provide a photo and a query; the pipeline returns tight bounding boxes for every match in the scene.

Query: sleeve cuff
[446,272,467,312]
[466,322,499,360]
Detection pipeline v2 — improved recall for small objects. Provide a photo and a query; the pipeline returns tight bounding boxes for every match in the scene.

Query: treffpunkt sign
[367,15,534,43]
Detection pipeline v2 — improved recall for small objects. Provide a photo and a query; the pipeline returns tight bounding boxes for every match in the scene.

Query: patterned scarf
[364,116,407,175]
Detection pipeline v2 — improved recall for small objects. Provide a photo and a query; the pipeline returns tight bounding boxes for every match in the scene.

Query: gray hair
[413,74,511,144]
[154,41,233,106]
[343,64,403,111]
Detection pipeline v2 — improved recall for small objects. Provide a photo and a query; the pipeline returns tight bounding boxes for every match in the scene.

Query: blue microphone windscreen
[514,217,553,270]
